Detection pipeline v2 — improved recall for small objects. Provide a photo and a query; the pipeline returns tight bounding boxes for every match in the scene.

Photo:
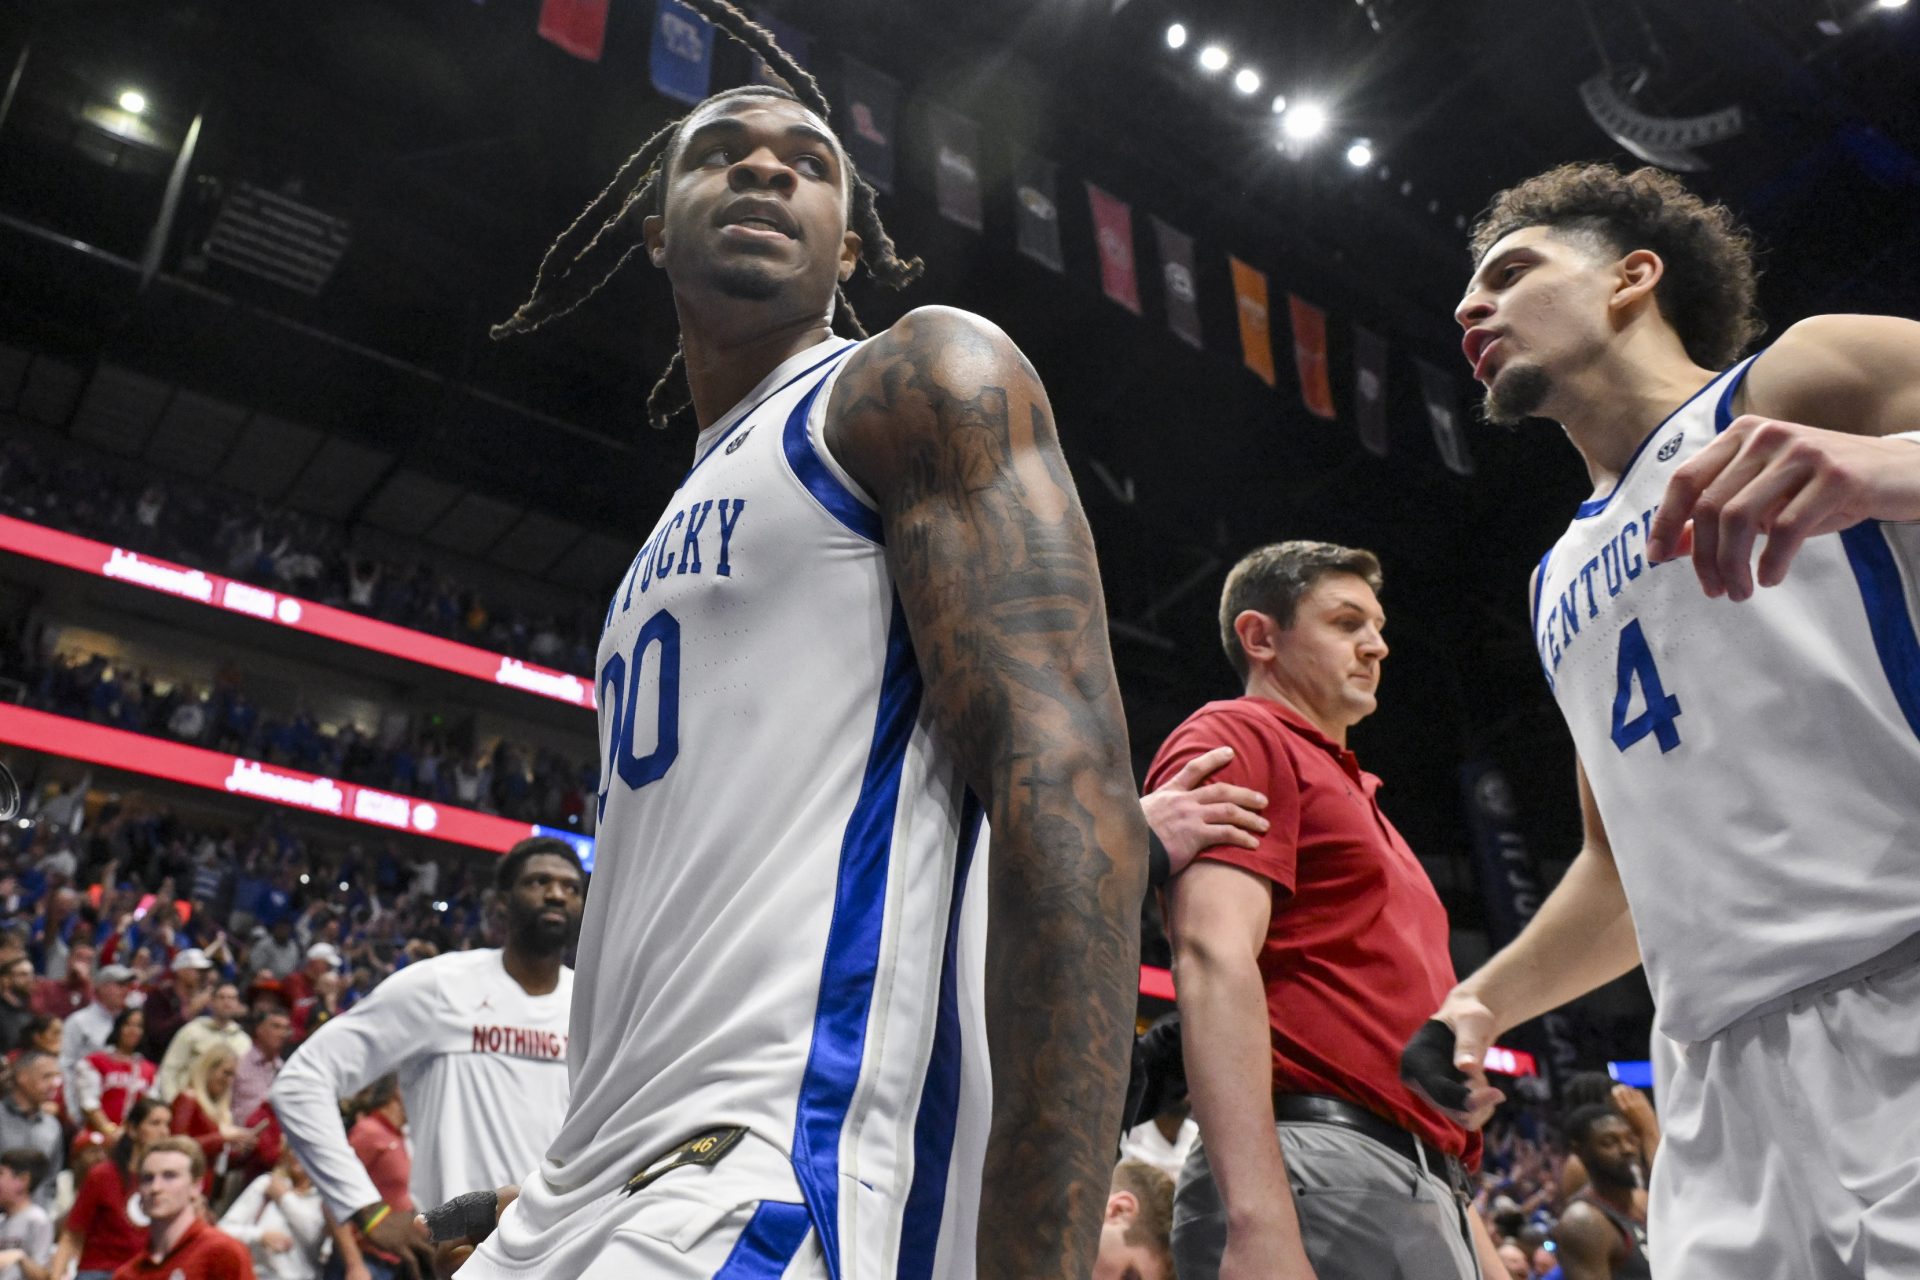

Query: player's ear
[1105,1189,1138,1225]
[1611,249,1664,318]
[644,214,667,269]
[838,227,862,283]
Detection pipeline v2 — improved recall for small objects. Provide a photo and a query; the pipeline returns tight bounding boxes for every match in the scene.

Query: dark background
[4,0,1917,1058]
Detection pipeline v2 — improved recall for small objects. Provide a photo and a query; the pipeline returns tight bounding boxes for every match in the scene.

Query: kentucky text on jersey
[1536,504,1673,683]
[603,497,749,632]
[470,1025,568,1061]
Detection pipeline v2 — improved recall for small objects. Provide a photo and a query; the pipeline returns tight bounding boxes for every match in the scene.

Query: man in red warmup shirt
[1151,541,1504,1280]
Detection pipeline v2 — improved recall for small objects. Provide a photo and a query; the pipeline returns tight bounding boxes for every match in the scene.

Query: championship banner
[748,10,811,88]
[840,57,899,194]
[1461,760,1581,1083]
[1417,357,1474,474]
[1353,325,1390,457]
[1229,256,1276,386]
[1013,152,1064,272]
[648,0,714,103]
[539,0,611,62]
[1288,294,1337,420]
[1152,217,1203,349]
[930,106,984,232]
[1086,183,1142,315]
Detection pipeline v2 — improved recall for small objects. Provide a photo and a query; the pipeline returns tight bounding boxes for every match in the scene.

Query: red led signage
[0,702,549,854]
[0,515,596,711]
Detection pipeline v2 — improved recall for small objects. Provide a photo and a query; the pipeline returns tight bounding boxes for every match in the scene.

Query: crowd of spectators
[0,772,513,1277]
[0,437,603,679]
[0,625,596,835]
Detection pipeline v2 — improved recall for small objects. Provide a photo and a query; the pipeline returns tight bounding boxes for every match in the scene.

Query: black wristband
[1147,830,1170,890]
[422,1189,501,1245]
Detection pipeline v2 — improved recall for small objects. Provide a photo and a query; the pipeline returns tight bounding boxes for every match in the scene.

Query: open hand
[1141,746,1269,876]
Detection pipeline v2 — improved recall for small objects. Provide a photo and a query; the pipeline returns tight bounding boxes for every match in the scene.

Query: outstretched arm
[829,306,1149,1278]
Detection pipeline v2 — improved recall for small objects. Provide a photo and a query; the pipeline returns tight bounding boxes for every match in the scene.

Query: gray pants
[1172,1121,1478,1280]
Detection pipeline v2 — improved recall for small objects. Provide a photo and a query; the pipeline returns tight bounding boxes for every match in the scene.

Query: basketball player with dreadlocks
[448,4,1148,1277]
[1400,164,1920,1278]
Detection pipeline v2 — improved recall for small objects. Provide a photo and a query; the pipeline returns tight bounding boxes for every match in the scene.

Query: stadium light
[1166,22,1188,48]
[1198,45,1230,72]
[1233,68,1261,95]
[1282,101,1328,141]
[118,89,148,114]
[1876,0,1907,10]
[1346,139,1374,167]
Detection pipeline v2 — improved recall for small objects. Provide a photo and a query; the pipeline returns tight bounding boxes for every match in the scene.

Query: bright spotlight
[1234,68,1262,95]
[117,89,147,115]
[1198,45,1230,72]
[1346,139,1374,167]
[1270,94,1288,114]
[1166,22,1189,48]
[1876,0,1907,10]
[1282,101,1328,141]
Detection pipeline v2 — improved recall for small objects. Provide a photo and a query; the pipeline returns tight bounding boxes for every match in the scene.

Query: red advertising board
[0,515,596,711]
[0,703,547,854]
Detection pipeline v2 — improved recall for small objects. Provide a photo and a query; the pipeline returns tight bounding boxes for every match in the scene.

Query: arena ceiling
[3,0,1917,941]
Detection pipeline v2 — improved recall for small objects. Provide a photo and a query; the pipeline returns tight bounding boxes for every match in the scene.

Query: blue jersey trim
[684,341,855,483]
[782,353,883,544]
[1840,523,1920,740]
[1573,362,1748,520]
[712,1201,812,1278]
[790,596,922,1279]
[896,790,984,1280]
[1531,548,1554,686]
[1712,354,1759,434]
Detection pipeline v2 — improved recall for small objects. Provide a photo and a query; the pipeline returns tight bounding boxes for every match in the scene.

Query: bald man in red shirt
[1152,541,1504,1280]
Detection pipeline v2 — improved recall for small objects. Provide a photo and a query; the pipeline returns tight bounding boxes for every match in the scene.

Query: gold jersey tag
[623,1125,749,1196]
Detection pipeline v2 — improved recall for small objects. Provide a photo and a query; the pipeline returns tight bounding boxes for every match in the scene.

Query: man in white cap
[140,947,216,1062]
[58,963,133,1111]
[279,944,338,1015]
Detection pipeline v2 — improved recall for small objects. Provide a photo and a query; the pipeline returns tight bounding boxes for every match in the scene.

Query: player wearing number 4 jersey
[451,5,1148,1278]
[1397,164,1920,1280]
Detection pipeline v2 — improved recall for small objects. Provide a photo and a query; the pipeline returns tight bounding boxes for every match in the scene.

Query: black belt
[1273,1093,1469,1197]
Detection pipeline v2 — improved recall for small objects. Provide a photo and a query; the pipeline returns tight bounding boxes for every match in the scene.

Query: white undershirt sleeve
[269,963,438,1220]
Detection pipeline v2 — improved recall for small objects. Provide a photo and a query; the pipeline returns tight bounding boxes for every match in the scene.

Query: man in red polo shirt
[113,1137,254,1279]
[1152,541,1504,1280]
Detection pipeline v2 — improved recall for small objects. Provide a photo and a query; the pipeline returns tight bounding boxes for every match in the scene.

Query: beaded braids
[490,0,923,429]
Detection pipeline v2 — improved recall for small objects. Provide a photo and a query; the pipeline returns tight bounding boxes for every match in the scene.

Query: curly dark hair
[492,0,923,430]
[1469,163,1764,369]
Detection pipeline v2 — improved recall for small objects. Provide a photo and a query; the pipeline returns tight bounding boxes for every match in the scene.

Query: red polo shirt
[111,1217,256,1279]
[1149,696,1480,1163]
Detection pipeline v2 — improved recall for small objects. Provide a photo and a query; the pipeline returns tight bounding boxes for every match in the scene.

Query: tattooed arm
[827,305,1148,1277]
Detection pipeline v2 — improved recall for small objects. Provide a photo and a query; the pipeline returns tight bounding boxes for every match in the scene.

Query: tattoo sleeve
[827,306,1149,1277]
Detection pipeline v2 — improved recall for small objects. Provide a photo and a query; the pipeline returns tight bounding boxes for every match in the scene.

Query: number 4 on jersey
[1611,618,1682,753]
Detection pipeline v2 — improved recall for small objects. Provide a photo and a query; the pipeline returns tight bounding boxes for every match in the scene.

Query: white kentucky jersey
[272,948,572,1218]
[1535,355,1920,1042]
[475,335,993,1279]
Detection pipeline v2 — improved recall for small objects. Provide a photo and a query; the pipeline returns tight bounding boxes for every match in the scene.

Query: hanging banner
[539,0,611,62]
[840,57,899,193]
[1461,760,1581,1084]
[930,106,984,231]
[748,11,811,88]
[649,0,714,103]
[1086,184,1142,314]
[1353,325,1390,457]
[1013,153,1064,272]
[1417,358,1474,474]
[1152,218,1203,350]
[1288,295,1337,420]
[1229,256,1276,386]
